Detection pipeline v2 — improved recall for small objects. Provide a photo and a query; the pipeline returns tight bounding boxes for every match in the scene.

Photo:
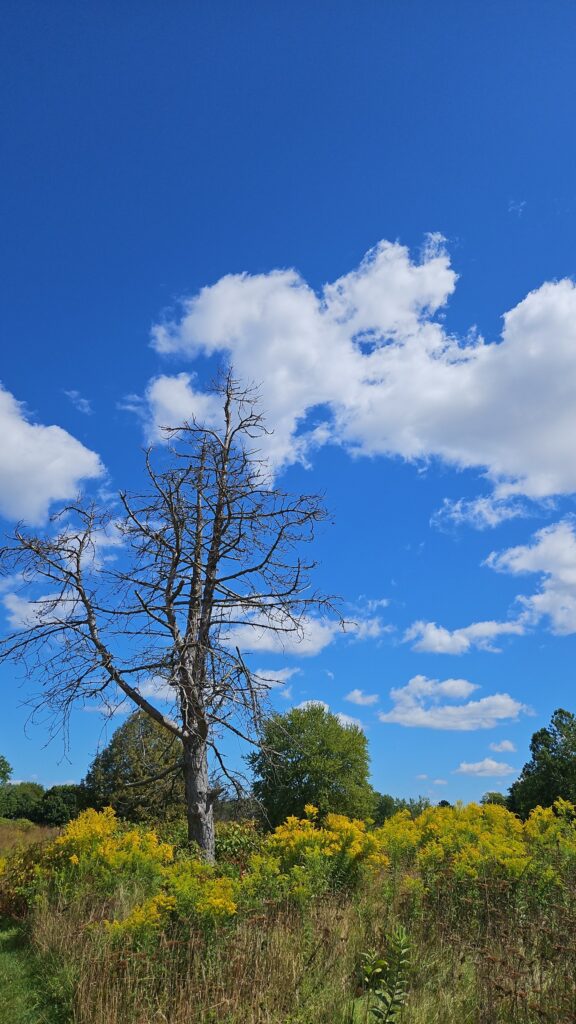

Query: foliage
[250,705,375,826]
[372,794,431,825]
[83,712,184,822]
[0,783,45,822]
[481,790,507,806]
[0,754,11,786]
[361,926,410,1022]
[2,800,576,1022]
[508,708,576,817]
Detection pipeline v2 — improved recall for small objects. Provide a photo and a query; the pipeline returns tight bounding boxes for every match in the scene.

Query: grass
[2,805,576,1023]
[0,917,55,1024]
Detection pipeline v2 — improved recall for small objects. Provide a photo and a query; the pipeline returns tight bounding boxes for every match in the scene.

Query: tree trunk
[182,735,215,862]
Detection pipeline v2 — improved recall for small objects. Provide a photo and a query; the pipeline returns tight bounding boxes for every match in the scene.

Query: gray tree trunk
[182,735,215,862]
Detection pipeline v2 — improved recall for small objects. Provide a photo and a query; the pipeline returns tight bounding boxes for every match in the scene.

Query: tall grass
[2,804,576,1023]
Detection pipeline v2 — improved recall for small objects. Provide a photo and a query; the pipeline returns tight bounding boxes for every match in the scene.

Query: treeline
[1,705,575,828]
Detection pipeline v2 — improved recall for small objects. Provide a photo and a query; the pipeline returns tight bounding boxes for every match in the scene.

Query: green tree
[249,705,375,827]
[0,781,44,820]
[83,711,185,821]
[0,754,11,786]
[372,793,431,825]
[37,785,83,826]
[480,791,507,806]
[507,709,576,817]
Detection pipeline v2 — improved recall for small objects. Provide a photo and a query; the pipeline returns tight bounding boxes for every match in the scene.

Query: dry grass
[26,876,576,1024]
[0,820,58,859]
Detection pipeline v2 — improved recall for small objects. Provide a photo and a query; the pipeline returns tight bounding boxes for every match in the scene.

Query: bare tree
[0,374,333,860]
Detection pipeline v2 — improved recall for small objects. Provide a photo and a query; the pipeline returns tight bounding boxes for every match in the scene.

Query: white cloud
[405,618,525,654]
[254,667,299,701]
[345,688,379,706]
[254,667,301,687]
[455,758,515,777]
[297,700,329,712]
[488,519,576,634]
[295,700,363,729]
[433,495,530,530]
[0,384,103,523]
[336,712,363,729]
[490,739,516,753]
[226,615,342,657]
[346,615,390,641]
[145,240,576,504]
[378,674,528,731]
[433,778,447,786]
[416,773,428,780]
[64,390,92,415]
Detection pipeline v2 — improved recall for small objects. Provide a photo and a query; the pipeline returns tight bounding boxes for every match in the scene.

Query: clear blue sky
[2,1,576,801]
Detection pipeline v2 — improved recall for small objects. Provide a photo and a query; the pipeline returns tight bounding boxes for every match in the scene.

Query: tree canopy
[83,711,184,821]
[0,754,11,786]
[508,708,576,817]
[249,704,375,827]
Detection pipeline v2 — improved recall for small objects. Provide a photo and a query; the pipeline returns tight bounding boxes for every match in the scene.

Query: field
[0,803,575,1024]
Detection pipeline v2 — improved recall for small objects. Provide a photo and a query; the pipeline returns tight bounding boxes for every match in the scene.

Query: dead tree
[0,374,332,860]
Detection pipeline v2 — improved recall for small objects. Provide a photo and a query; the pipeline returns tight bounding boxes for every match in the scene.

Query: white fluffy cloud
[146,239,576,503]
[0,385,103,524]
[490,739,516,753]
[378,674,528,731]
[488,520,576,635]
[345,688,379,706]
[404,618,525,654]
[254,667,301,687]
[455,758,515,777]
[225,615,342,657]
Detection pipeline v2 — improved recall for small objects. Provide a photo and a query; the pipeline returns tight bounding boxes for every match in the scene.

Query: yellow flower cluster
[52,806,174,873]
[267,810,389,871]
[3,801,575,943]
[375,799,576,882]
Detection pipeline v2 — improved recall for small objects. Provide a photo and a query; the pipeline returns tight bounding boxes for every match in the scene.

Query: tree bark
[182,734,215,862]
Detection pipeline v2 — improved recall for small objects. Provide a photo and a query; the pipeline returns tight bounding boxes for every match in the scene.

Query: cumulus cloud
[336,712,363,729]
[145,240,576,504]
[378,674,528,731]
[297,699,329,712]
[488,519,576,634]
[455,758,516,777]
[490,740,516,752]
[345,688,379,706]
[254,667,301,687]
[225,615,342,657]
[0,384,103,523]
[404,618,525,654]
[295,700,363,729]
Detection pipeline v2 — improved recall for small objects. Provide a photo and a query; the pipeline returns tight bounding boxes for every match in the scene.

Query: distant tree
[437,799,452,808]
[372,793,431,825]
[480,791,507,807]
[37,785,83,826]
[0,754,11,786]
[249,705,375,827]
[507,709,576,818]
[372,793,398,824]
[83,711,184,821]
[0,781,44,820]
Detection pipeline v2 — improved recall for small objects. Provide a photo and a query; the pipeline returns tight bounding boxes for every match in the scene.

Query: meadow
[0,802,575,1024]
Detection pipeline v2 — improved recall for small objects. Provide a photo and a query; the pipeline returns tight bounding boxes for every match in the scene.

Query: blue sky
[2,1,576,801]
